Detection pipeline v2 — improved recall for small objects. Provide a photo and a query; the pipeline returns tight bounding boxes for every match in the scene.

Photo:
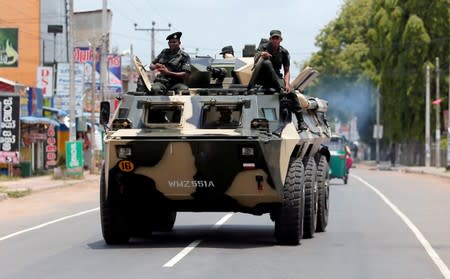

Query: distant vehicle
[98,55,331,245]
[326,135,351,184]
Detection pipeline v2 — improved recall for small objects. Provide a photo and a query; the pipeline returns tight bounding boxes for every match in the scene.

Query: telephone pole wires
[134,21,171,62]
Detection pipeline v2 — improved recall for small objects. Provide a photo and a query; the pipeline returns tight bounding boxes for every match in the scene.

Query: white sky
[74,0,344,75]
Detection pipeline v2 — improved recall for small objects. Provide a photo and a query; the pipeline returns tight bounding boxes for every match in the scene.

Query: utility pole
[425,65,431,167]
[134,21,171,62]
[100,0,108,102]
[435,57,441,167]
[68,0,76,141]
[375,87,381,164]
[90,43,97,174]
[447,62,450,170]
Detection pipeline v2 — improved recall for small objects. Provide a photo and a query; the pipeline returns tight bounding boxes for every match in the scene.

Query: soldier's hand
[284,84,291,93]
[158,65,169,74]
[261,51,272,59]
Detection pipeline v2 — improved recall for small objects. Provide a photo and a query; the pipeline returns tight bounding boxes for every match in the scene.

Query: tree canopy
[307,0,449,144]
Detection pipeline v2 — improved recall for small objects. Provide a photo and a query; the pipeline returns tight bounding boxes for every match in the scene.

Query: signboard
[55,63,84,115]
[373,124,383,139]
[45,124,58,169]
[0,94,20,153]
[0,28,19,67]
[26,87,44,117]
[65,140,83,175]
[36,66,53,98]
[73,47,122,92]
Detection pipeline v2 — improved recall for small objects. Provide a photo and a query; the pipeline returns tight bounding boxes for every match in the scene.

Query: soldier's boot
[295,111,308,131]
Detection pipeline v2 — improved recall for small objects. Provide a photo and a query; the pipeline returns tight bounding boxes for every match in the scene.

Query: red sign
[44,124,58,169]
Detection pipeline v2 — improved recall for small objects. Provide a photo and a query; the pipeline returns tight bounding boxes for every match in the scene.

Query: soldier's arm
[283,65,291,92]
[159,56,191,80]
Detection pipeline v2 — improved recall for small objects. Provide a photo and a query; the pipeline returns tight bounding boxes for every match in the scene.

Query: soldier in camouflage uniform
[150,31,191,95]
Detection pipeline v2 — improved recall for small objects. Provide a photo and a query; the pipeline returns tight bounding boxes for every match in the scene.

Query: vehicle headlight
[117,146,132,158]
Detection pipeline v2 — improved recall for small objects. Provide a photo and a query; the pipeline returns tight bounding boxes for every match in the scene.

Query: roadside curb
[29,177,100,194]
[0,175,99,203]
[402,168,450,180]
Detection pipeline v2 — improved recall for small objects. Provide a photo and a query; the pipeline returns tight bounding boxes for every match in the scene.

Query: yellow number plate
[118,160,135,172]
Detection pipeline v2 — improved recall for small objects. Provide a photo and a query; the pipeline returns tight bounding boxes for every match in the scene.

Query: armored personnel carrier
[99,55,331,245]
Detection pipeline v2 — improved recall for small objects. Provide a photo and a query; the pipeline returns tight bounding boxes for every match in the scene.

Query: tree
[307,0,450,147]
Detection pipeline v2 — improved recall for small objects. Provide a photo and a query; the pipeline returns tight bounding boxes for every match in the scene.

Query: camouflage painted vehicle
[99,55,331,245]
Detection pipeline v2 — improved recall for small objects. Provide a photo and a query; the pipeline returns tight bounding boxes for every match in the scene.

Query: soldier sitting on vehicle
[220,45,235,59]
[149,31,191,95]
[247,30,307,131]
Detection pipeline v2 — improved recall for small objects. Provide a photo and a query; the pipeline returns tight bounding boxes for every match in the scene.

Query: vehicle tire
[100,165,130,244]
[302,157,318,238]
[315,156,330,232]
[274,158,305,245]
[152,211,177,232]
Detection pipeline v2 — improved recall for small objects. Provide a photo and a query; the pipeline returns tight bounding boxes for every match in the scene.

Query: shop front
[18,87,61,176]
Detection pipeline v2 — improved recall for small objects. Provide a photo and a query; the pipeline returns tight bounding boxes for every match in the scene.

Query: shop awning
[20,116,60,126]
[43,106,68,117]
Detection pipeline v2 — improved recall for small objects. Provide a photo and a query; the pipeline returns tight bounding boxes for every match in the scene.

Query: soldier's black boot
[295,111,308,131]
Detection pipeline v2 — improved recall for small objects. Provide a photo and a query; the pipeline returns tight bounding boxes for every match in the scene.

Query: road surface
[0,166,449,279]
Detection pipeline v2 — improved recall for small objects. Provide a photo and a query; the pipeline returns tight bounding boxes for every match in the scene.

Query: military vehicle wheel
[152,211,177,232]
[315,156,330,232]
[302,157,318,239]
[100,166,130,245]
[274,158,305,245]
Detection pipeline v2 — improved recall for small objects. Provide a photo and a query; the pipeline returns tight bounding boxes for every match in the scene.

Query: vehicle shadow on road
[88,224,277,249]
[329,180,348,186]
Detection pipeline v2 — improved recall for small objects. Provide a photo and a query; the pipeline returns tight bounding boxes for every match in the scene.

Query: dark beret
[166,31,182,40]
[220,45,234,55]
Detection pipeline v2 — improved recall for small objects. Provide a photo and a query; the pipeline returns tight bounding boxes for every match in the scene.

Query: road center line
[0,207,100,242]
[163,213,233,268]
[352,175,450,279]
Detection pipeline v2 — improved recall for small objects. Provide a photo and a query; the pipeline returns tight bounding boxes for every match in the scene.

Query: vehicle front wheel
[274,158,305,245]
[100,166,130,245]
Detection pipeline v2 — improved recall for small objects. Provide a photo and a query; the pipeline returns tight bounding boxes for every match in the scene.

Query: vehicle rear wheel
[316,156,330,232]
[274,158,305,245]
[152,211,177,232]
[302,157,318,239]
[100,166,130,245]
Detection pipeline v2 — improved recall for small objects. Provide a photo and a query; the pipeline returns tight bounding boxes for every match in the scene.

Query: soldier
[150,31,191,95]
[220,45,234,59]
[248,30,307,131]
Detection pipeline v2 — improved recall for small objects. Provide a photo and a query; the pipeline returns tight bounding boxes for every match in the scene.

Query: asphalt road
[0,166,449,279]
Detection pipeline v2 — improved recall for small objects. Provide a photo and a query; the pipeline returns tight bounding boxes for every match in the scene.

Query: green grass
[0,175,19,182]
[0,186,32,198]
